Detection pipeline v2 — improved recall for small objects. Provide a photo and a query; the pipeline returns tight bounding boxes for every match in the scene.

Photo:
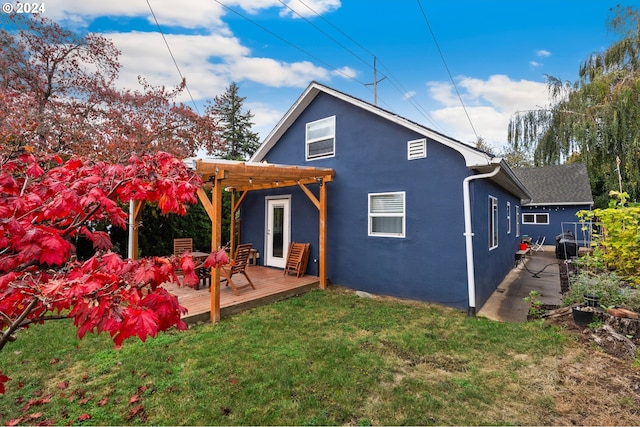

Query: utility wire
[214,0,367,85]
[277,0,371,69]
[146,0,200,114]
[416,0,479,141]
[295,0,445,133]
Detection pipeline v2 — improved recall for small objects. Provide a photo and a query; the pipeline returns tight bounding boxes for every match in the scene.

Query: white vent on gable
[407,138,426,160]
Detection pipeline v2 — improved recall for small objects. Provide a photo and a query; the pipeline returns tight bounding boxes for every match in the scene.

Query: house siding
[470,179,523,307]
[243,92,478,309]
[521,204,592,247]
[241,89,526,311]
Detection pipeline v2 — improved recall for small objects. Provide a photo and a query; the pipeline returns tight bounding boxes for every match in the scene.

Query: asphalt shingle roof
[514,163,594,205]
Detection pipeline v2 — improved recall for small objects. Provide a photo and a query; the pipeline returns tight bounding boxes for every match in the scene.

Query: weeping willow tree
[508,6,640,207]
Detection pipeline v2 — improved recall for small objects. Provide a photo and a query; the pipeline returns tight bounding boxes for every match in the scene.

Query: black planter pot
[584,294,600,308]
[572,307,594,326]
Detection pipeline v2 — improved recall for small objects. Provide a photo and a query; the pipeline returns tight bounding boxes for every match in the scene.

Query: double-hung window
[506,201,511,234]
[368,192,405,237]
[306,116,335,160]
[489,196,498,249]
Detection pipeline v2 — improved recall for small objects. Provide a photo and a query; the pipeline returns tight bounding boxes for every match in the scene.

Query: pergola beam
[193,159,335,322]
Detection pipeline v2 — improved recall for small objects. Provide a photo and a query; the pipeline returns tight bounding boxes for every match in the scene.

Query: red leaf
[129,394,141,405]
[5,418,24,426]
[204,248,229,269]
[126,404,145,420]
[26,162,44,178]
[77,413,91,421]
[101,252,125,273]
[56,381,68,390]
[39,234,72,266]
[0,372,10,394]
[97,396,109,407]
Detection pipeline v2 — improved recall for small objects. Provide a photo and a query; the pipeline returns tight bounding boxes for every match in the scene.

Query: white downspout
[463,165,501,317]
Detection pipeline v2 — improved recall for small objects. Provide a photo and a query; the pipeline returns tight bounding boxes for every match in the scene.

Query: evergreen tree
[212,82,261,160]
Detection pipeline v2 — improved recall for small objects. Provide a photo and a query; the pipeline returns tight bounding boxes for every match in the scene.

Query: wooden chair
[173,238,193,256]
[284,242,310,278]
[220,243,256,295]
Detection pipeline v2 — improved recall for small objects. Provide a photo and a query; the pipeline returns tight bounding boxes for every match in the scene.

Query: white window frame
[506,201,511,234]
[407,138,427,160]
[515,205,520,237]
[368,191,406,238]
[305,116,336,160]
[522,212,549,225]
[489,196,498,250]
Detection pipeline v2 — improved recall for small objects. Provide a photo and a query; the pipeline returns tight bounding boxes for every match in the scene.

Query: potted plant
[572,306,594,326]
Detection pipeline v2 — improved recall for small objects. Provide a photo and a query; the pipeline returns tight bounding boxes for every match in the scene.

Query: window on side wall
[368,192,405,238]
[515,205,520,237]
[507,201,511,234]
[306,116,335,160]
[522,213,549,225]
[489,196,498,249]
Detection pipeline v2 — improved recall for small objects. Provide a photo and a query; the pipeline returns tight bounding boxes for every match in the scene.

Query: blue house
[514,163,594,248]
[240,82,531,314]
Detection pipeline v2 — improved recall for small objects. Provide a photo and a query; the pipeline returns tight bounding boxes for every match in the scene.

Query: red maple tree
[0,13,220,162]
[0,148,228,394]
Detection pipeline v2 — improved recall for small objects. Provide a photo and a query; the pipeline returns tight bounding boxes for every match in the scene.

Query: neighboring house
[514,163,594,247]
[240,81,531,314]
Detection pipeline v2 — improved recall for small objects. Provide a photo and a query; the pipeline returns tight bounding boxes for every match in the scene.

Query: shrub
[562,271,640,311]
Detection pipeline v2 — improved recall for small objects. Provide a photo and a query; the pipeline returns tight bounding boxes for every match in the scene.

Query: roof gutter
[463,164,501,317]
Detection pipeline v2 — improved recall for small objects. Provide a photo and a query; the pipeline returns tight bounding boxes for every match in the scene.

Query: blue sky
[26,1,640,152]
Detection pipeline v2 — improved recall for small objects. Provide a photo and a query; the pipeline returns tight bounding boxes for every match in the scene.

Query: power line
[295,0,445,132]
[416,0,479,142]
[276,0,371,69]
[213,0,367,85]
[146,0,200,114]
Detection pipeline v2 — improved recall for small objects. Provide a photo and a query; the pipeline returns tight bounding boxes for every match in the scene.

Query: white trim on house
[305,115,336,160]
[251,82,492,167]
[368,191,406,238]
[522,212,550,225]
[489,195,498,250]
[407,138,427,160]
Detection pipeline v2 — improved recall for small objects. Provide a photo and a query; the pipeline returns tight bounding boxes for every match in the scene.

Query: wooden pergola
[130,159,335,322]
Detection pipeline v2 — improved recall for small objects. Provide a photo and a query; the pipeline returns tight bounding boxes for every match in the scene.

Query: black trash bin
[555,230,577,259]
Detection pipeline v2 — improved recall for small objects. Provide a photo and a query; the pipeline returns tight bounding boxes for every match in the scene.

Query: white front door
[265,197,290,268]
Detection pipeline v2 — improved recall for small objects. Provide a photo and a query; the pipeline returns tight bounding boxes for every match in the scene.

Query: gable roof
[514,163,593,206]
[251,81,531,200]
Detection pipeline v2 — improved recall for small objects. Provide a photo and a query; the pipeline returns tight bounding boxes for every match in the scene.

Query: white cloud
[530,61,543,68]
[44,0,228,30]
[332,66,358,79]
[427,75,549,150]
[403,91,416,100]
[536,49,551,57]
[278,0,342,18]
[231,57,329,87]
[246,102,287,139]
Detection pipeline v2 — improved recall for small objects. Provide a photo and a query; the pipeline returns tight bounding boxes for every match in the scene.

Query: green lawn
[1,287,569,425]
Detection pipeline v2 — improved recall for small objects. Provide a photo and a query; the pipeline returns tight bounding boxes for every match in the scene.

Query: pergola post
[210,176,223,322]
[319,179,328,289]
[230,190,236,258]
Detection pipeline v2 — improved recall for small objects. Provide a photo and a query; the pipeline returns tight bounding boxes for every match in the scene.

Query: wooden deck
[162,265,320,325]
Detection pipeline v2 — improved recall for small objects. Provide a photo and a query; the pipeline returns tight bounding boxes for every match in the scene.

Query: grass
[0,287,570,425]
